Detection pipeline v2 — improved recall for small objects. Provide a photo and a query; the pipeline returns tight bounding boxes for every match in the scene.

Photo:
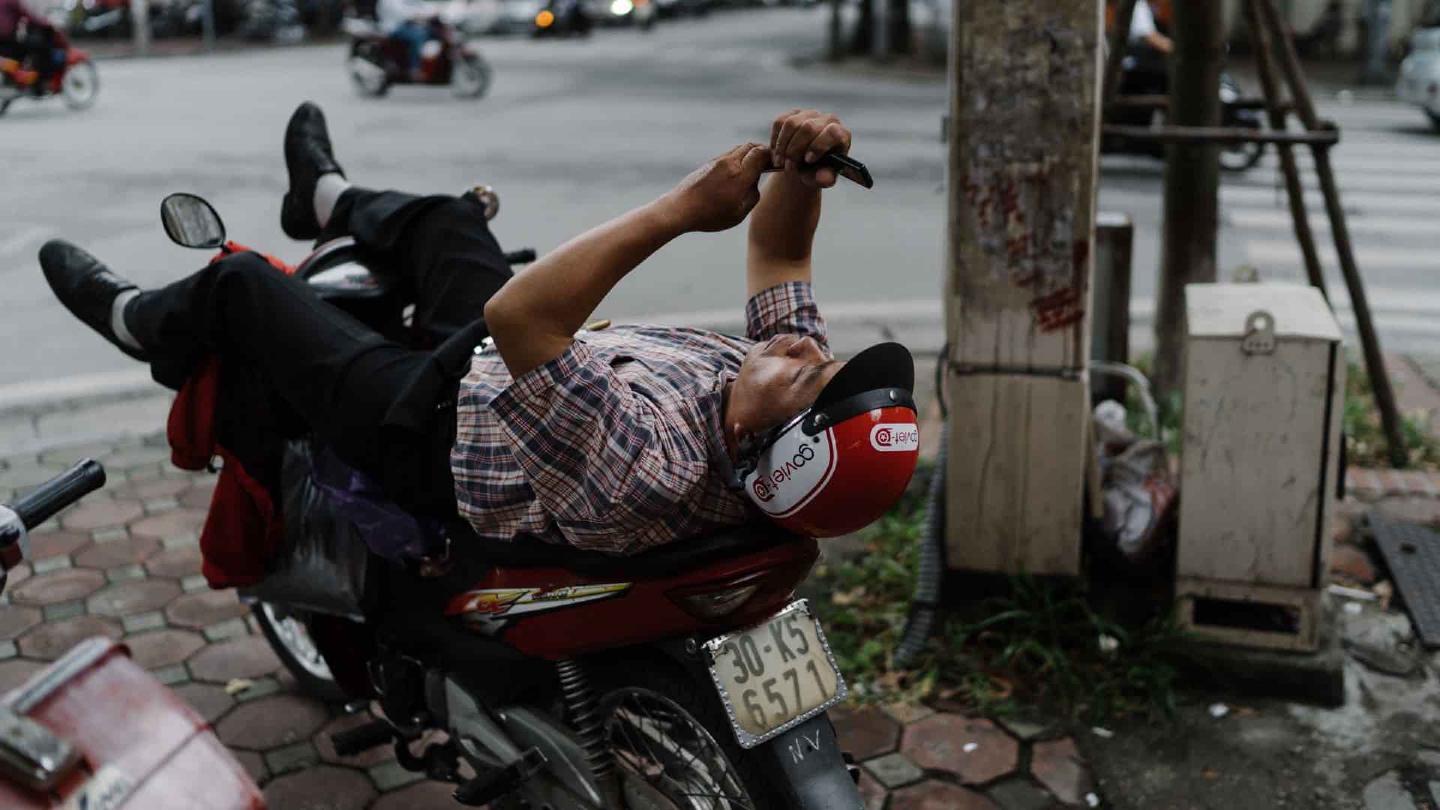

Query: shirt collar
[702,370,740,488]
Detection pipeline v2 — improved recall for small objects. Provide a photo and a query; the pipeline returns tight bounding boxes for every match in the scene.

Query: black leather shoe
[39,240,147,362]
[280,101,346,241]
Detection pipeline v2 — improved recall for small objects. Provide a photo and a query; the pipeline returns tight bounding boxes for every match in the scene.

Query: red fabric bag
[165,245,295,589]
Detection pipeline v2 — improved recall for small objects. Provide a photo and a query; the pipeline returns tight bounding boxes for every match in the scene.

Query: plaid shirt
[451,281,828,555]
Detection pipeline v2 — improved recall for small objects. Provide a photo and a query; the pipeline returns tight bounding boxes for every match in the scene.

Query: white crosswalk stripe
[1200,110,1440,354]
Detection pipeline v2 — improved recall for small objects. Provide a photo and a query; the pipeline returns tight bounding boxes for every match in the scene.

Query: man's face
[727,334,844,449]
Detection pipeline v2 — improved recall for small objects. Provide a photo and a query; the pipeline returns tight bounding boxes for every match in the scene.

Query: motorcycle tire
[0,98,10,117]
[61,59,100,111]
[586,654,792,810]
[252,602,348,701]
[1219,140,1264,173]
[1428,111,1440,133]
[452,53,491,99]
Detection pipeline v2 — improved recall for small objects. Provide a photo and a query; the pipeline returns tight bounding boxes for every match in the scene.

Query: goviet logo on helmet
[740,342,920,538]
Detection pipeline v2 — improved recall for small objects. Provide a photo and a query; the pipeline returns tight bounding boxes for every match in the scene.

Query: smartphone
[817,152,874,189]
[764,152,875,189]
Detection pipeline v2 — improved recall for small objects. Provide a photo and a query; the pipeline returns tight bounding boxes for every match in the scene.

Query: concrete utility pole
[944,1,1103,576]
[1153,0,1225,399]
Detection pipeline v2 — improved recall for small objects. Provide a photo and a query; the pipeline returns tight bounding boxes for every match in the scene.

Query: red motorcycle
[0,24,99,116]
[343,16,490,99]
[0,463,265,809]
[155,191,866,809]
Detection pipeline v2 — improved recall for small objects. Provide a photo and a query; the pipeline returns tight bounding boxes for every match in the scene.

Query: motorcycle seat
[446,519,806,580]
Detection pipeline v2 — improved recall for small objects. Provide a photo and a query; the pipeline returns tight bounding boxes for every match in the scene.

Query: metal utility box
[1176,283,1345,652]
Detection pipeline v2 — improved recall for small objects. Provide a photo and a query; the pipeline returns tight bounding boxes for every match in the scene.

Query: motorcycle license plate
[703,600,846,749]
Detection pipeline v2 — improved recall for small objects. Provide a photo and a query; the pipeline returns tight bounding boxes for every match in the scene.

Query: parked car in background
[531,0,590,36]
[1398,26,1440,131]
[653,0,707,18]
[580,0,653,28]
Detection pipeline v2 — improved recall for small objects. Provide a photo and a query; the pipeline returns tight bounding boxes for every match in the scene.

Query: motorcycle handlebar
[8,460,107,532]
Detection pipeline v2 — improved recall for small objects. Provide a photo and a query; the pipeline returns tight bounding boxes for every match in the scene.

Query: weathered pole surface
[1256,0,1408,466]
[1243,0,1329,300]
[1153,0,1225,399]
[945,1,1102,576]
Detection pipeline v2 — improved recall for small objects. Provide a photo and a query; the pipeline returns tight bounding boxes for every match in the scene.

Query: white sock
[110,289,142,352]
[313,173,352,230]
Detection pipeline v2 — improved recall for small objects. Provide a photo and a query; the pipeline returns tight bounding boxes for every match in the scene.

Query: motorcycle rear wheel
[252,603,347,701]
[588,657,790,810]
[349,45,390,97]
[1219,140,1264,172]
[452,53,491,98]
[62,60,99,110]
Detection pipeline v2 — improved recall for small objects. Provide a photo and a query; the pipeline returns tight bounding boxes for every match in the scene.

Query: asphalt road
[3,9,1438,400]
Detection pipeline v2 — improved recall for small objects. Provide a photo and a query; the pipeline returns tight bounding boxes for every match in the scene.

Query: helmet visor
[811,342,914,412]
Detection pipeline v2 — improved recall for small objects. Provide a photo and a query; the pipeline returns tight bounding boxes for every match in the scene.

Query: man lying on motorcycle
[41,102,916,556]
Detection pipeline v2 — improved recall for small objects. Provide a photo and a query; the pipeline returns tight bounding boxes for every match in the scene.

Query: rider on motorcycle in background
[38,102,915,561]
[0,0,56,95]
[377,0,433,79]
[1113,0,1172,96]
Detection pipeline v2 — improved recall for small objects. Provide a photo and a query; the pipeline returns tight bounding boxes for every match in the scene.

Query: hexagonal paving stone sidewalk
[0,433,1101,809]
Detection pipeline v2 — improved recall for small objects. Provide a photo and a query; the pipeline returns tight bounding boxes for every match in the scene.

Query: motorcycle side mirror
[160,193,227,250]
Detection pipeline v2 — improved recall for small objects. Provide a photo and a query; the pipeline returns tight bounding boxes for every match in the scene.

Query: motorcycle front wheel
[62,59,99,110]
[452,53,491,98]
[588,657,791,810]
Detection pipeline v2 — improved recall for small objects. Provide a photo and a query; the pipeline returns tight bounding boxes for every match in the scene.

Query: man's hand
[666,142,772,233]
[769,109,852,189]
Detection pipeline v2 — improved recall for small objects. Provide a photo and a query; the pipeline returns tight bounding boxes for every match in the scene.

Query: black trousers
[129,188,513,517]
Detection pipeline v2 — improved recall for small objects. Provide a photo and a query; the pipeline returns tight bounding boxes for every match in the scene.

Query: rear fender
[65,49,89,65]
[748,714,864,810]
[652,639,863,810]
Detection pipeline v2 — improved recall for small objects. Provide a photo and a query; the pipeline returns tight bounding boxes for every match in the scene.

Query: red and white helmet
[739,342,919,538]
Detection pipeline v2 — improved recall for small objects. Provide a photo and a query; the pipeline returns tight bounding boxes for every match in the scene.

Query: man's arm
[484,142,772,379]
[746,110,851,298]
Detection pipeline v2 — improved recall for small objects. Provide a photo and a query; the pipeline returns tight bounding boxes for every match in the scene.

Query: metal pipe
[1101,124,1340,145]
[1257,0,1408,467]
[1243,0,1329,300]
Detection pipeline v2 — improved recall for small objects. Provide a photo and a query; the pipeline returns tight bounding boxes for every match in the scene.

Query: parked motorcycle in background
[0,23,99,116]
[344,15,491,97]
[1103,47,1266,172]
[239,0,306,43]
